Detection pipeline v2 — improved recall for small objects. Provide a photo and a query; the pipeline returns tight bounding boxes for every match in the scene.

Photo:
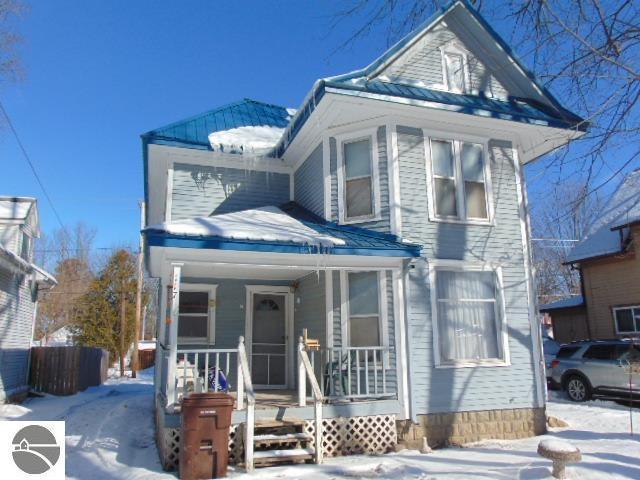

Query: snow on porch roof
[141,98,293,152]
[144,203,421,257]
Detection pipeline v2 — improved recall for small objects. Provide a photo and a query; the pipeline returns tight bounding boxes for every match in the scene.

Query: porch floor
[233,390,300,410]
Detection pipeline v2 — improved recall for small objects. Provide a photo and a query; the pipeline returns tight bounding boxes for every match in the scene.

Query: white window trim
[613,305,640,334]
[439,43,472,94]
[336,128,382,225]
[423,128,495,226]
[428,259,510,368]
[177,283,218,345]
[341,270,390,358]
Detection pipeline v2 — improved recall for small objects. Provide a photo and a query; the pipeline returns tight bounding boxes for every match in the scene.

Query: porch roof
[144,202,421,258]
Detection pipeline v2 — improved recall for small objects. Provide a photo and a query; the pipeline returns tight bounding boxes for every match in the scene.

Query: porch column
[166,263,183,408]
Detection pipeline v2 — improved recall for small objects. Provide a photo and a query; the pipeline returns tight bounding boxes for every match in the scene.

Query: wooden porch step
[254,432,313,444]
[254,418,306,428]
[253,448,314,467]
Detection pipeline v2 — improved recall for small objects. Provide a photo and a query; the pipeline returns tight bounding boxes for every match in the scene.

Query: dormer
[0,197,39,262]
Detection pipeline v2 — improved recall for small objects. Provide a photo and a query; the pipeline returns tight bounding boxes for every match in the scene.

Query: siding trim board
[512,146,545,408]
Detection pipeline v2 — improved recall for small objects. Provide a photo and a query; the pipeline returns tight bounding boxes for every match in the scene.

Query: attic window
[443,52,466,93]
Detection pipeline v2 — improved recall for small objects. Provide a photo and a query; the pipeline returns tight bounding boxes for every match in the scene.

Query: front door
[250,293,287,388]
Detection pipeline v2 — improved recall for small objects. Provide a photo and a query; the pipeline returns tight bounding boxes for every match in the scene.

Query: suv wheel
[565,375,591,402]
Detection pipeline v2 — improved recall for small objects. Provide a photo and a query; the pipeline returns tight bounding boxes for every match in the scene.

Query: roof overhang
[146,244,408,280]
[281,88,584,166]
[146,232,419,258]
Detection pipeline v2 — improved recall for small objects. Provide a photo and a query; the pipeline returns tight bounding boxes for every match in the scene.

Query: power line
[0,99,66,230]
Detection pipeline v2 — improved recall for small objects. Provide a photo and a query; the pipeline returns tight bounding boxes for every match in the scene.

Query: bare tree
[0,0,26,86]
[34,223,97,342]
[531,182,604,305]
[330,0,640,210]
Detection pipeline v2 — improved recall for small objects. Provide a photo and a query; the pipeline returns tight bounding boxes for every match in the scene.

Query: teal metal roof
[142,98,292,150]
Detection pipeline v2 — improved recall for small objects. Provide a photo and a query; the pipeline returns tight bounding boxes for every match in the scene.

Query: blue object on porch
[207,366,229,392]
[145,202,422,257]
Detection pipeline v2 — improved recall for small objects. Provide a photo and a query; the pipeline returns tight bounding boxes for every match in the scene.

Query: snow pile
[1,377,639,479]
[146,206,345,247]
[538,438,579,453]
[208,125,285,154]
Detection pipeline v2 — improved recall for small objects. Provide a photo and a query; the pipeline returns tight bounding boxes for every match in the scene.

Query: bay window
[429,137,490,222]
[432,265,506,366]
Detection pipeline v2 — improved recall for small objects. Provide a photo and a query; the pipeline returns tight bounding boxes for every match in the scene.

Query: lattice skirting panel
[156,413,396,470]
[156,418,240,471]
[305,414,397,457]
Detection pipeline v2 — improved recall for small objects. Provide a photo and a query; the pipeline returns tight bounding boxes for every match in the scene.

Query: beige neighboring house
[541,169,640,343]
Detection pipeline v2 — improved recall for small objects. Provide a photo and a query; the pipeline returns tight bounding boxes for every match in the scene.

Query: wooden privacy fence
[29,346,109,396]
[138,348,156,370]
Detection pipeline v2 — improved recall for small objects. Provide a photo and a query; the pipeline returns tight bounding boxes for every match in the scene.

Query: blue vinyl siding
[0,268,35,401]
[171,163,290,220]
[397,126,538,414]
[294,272,326,343]
[294,144,324,218]
[378,14,508,99]
[330,126,391,233]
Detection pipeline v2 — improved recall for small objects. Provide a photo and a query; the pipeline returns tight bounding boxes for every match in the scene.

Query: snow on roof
[539,295,584,312]
[208,125,285,154]
[0,244,32,272]
[0,244,56,284]
[145,206,346,247]
[567,169,640,263]
[0,197,35,220]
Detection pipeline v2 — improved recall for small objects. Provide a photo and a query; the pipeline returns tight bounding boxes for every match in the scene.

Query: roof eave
[145,232,421,258]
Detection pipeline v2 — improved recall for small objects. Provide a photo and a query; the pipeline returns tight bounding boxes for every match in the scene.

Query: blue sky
[0,1,634,249]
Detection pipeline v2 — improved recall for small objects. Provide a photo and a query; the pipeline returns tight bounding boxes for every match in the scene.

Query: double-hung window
[340,135,378,222]
[347,272,381,348]
[433,266,506,366]
[178,285,217,343]
[614,306,640,334]
[443,51,467,93]
[429,138,490,222]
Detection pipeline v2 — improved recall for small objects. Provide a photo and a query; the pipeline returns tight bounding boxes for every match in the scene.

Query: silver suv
[551,340,640,402]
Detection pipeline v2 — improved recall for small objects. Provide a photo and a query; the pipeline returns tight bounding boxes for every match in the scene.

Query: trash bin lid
[182,392,235,407]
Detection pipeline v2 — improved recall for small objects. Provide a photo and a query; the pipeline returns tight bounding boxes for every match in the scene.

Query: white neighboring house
[0,197,56,402]
[40,325,75,347]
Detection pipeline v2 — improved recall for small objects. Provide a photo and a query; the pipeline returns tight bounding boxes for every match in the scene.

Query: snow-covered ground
[1,371,639,479]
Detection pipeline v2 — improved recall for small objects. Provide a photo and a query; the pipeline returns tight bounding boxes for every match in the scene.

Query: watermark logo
[0,421,64,479]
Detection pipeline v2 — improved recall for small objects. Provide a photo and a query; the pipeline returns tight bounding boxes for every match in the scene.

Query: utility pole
[132,201,146,378]
[120,284,126,377]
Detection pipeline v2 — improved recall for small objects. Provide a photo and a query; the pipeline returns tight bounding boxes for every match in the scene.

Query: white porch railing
[174,347,237,405]
[297,338,324,464]
[307,346,394,400]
